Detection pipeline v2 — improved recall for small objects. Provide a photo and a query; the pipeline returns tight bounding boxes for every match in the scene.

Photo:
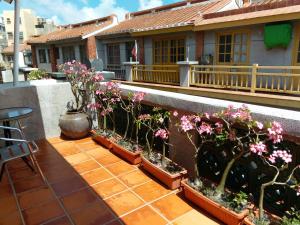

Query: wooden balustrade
[190,64,300,95]
[132,65,180,85]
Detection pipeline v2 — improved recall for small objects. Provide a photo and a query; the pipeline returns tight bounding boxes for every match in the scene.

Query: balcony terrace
[0,136,222,225]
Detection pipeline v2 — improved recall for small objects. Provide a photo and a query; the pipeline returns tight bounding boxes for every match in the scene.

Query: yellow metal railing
[132,65,180,85]
[190,64,300,95]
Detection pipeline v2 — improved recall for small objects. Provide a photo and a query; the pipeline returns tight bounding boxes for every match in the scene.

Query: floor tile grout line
[31,159,77,225]
[87,149,175,223]
[48,140,188,225]
[5,166,26,225]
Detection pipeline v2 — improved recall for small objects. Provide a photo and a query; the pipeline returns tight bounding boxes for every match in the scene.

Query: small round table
[0,107,34,172]
[0,107,33,145]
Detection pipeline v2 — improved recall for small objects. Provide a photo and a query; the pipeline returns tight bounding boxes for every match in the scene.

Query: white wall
[203,24,295,66]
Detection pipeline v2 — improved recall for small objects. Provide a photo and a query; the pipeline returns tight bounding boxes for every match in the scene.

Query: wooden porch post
[251,64,258,93]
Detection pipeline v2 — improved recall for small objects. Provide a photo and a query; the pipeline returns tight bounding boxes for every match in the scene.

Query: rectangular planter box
[141,155,187,190]
[181,180,248,225]
[91,130,113,149]
[111,142,142,165]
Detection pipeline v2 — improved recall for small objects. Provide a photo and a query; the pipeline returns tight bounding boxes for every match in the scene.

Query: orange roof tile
[27,15,115,44]
[2,43,31,54]
[97,0,231,36]
[196,0,300,28]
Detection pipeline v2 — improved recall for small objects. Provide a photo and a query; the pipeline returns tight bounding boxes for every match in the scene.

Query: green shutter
[264,23,292,49]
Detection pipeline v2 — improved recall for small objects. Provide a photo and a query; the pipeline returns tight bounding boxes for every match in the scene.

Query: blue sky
[0,0,178,25]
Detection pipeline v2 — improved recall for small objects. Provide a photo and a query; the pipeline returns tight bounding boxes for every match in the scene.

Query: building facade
[28,15,118,72]
[3,9,56,46]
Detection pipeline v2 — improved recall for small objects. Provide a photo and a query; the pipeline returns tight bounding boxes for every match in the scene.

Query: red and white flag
[131,40,138,61]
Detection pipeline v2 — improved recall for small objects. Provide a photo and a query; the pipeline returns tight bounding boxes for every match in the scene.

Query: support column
[86,36,97,61]
[31,45,38,68]
[49,45,57,72]
[123,61,139,82]
[13,0,20,86]
[195,31,204,62]
[177,61,198,87]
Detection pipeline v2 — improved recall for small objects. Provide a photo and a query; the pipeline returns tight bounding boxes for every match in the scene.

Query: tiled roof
[97,0,231,36]
[196,0,300,27]
[202,0,300,19]
[2,43,31,54]
[27,15,115,44]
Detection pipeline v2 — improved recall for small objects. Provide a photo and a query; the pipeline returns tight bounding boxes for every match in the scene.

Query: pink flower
[296,185,300,196]
[268,121,283,143]
[215,122,223,134]
[155,129,169,140]
[250,142,267,156]
[199,123,212,135]
[173,111,178,117]
[268,150,292,164]
[132,92,145,103]
[92,73,104,82]
[256,121,264,130]
[204,113,210,119]
[158,117,164,124]
[138,114,151,121]
[87,103,101,110]
[180,115,194,132]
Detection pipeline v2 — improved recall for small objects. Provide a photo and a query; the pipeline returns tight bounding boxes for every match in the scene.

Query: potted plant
[58,60,94,139]
[244,123,300,225]
[89,80,121,149]
[139,108,187,189]
[109,91,146,165]
[179,105,276,225]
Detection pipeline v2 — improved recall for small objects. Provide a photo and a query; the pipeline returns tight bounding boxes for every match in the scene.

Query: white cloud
[22,0,128,25]
[138,0,163,10]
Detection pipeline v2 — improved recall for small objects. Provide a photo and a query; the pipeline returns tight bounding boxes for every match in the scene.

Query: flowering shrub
[178,104,299,221]
[89,80,121,133]
[59,60,98,112]
[137,107,171,167]
[119,91,146,142]
[177,104,284,194]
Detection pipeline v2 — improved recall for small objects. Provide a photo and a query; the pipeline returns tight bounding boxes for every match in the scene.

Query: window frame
[293,24,300,66]
[107,43,120,65]
[152,36,186,65]
[38,49,47,64]
[215,30,250,65]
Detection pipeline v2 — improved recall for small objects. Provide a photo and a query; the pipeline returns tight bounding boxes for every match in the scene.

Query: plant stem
[162,143,166,168]
[145,129,152,158]
[124,112,129,139]
[216,148,244,194]
[103,115,107,130]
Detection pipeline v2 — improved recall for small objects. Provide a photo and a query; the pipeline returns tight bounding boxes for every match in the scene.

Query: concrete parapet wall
[0,80,74,141]
[119,84,300,174]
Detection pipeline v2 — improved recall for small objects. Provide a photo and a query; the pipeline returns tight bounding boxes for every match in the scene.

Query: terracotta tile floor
[0,136,223,225]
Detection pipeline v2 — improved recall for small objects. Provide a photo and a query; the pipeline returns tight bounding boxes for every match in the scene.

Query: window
[6,18,11,24]
[79,45,89,66]
[216,31,249,64]
[62,46,75,63]
[107,44,120,64]
[55,48,60,59]
[125,42,135,62]
[38,49,47,63]
[153,38,185,64]
[7,32,13,40]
